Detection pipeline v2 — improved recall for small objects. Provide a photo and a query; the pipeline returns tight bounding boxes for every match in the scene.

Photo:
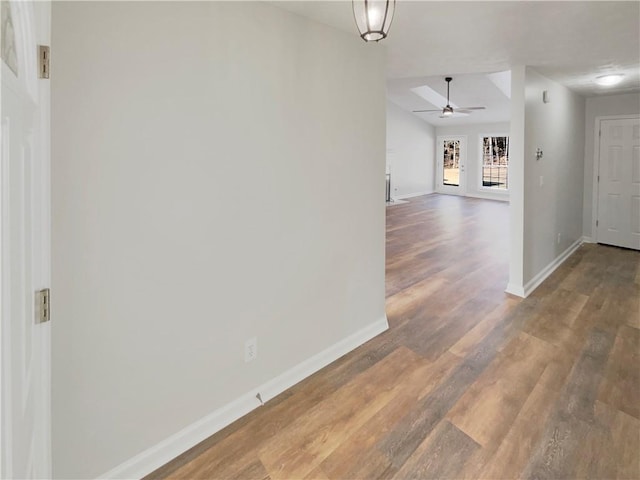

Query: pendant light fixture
[353,0,396,42]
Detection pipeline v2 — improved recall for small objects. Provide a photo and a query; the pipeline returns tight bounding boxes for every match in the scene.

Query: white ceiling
[273,1,640,126]
[387,73,512,126]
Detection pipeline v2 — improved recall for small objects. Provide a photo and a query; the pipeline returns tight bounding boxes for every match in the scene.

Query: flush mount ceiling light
[594,74,624,86]
[353,0,395,42]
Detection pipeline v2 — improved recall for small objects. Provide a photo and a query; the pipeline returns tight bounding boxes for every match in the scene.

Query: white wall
[583,93,640,239]
[521,67,586,285]
[386,101,435,198]
[507,66,526,295]
[435,122,511,201]
[51,2,387,478]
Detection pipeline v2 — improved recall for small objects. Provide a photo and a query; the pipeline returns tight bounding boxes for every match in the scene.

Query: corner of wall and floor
[51,3,388,478]
[507,66,587,298]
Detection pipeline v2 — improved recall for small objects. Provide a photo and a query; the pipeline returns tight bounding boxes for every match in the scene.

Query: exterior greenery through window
[443,140,461,187]
[482,136,509,190]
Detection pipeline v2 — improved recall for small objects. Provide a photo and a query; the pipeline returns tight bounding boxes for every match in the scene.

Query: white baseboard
[581,235,594,244]
[464,191,509,203]
[505,238,583,299]
[505,282,526,297]
[99,316,389,480]
[523,238,583,297]
[394,190,433,200]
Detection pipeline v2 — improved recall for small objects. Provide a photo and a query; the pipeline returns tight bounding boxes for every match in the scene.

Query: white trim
[524,238,583,297]
[99,316,389,480]
[464,191,509,203]
[394,190,433,200]
[581,236,594,244]
[591,114,640,243]
[504,283,526,298]
[506,238,583,298]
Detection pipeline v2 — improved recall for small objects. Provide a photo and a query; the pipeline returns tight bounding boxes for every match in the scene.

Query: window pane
[482,136,509,189]
[443,140,460,187]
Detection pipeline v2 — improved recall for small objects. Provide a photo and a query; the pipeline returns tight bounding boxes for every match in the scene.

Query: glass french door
[436,136,466,195]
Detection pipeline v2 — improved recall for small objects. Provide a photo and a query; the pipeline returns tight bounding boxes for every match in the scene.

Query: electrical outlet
[539,176,544,187]
[245,337,257,363]
[557,233,561,245]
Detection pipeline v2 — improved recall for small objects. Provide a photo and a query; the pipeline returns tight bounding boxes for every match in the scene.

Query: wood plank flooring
[147,194,640,480]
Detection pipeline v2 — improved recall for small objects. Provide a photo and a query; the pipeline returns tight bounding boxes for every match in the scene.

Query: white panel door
[597,117,640,250]
[1,1,51,478]
[436,136,466,196]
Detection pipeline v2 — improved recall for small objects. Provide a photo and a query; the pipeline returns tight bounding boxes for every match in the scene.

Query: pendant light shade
[353,0,395,42]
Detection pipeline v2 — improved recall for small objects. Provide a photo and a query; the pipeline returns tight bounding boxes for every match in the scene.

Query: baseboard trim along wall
[99,316,390,480]
[506,238,583,298]
[581,236,594,244]
[465,191,510,203]
[504,282,526,298]
[394,190,433,200]
[523,238,583,297]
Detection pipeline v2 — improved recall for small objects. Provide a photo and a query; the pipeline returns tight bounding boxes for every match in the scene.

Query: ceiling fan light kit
[353,0,396,42]
[412,76,486,118]
[441,105,454,117]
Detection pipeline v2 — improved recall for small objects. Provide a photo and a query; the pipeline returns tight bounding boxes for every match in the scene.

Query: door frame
[435,135,467,196]
[591,114,640,243]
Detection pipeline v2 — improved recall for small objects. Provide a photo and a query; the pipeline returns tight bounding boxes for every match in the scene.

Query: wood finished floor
[147,194,640,480]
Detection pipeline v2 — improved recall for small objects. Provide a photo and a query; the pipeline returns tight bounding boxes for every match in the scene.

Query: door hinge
[38,45,50,79]
[597,175,600,182]
[596,220,599,227]
[35,288,50,324]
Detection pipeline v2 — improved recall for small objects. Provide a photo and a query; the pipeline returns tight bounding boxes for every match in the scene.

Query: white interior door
[436,136,466,196]
[1,1,51,478]
[596,117,640,250]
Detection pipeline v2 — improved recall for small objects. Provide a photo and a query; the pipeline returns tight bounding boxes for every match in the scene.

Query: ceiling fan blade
[415,78,486,117]
[414,106,485,114]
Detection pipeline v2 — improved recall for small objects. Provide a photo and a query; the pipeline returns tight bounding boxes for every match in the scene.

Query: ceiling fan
[413,77,486,118]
